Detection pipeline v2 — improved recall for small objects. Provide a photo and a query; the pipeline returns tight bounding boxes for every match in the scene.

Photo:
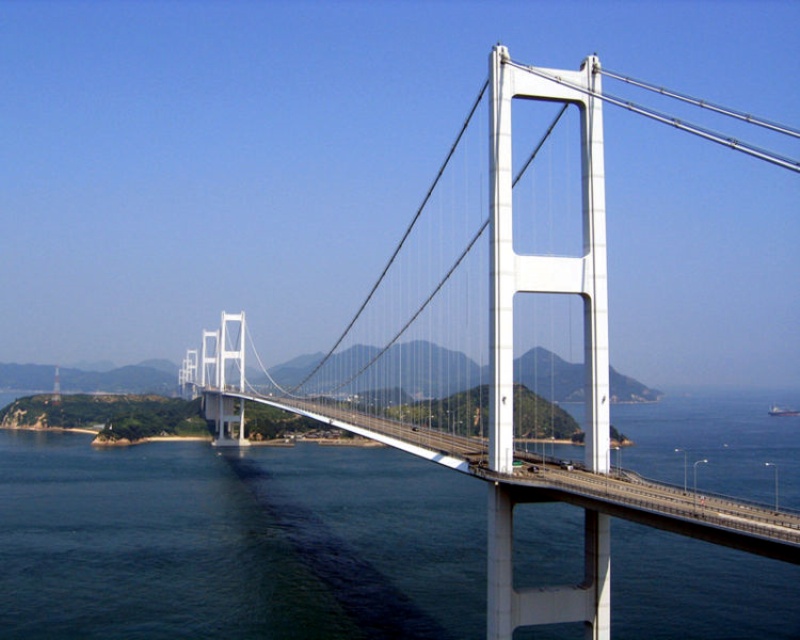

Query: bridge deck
[208,390,800,564]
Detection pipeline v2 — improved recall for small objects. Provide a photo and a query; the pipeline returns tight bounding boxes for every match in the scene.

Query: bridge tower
[200,329,219,389]
[178,349,198,399]
[211,310,250,447]
[52,365,61,404]
[487,45,610,639]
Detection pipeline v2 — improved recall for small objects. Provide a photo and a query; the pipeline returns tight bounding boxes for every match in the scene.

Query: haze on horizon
[1,2,797,393]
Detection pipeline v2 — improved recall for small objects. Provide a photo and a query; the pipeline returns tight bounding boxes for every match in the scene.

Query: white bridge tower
[204,311,250,447]
[487,45,611,640]
[178,349,198,399]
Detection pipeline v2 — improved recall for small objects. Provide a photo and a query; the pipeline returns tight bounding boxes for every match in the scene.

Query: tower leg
[584,510,611,640]
[486,485,611,640]
[487,483,514,640]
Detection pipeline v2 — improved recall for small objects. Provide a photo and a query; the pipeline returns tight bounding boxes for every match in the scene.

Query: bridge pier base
[487,483,610,640]
[203,393,251,448]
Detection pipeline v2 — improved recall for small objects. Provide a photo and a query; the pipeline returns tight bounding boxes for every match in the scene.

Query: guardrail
[472,464,800,546]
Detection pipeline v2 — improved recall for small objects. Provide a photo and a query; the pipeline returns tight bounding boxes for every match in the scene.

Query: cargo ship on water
[768,405,800,417]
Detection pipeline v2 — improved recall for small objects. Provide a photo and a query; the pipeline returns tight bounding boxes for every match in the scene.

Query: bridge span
[208,388,800,566]
[183,44,800,640]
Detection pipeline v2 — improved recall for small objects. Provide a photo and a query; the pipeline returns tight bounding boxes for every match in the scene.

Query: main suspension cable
[513,103,569,187]
[506,59,800,173]
[599,67,800,140]
[328,216,491,396]
[244,324,298,398]
[289,77,490,394]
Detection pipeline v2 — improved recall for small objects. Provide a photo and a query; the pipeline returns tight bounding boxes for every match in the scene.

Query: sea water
[0,390,797,639]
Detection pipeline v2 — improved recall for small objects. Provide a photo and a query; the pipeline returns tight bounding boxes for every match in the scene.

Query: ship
[768,405,800,417]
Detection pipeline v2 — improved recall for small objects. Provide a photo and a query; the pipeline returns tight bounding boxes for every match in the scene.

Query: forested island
[0,393,325,445]
[0,395,209,443]
[0,385,629,446]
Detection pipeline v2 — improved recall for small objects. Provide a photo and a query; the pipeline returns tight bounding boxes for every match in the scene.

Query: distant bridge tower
[200,329,219,389]
[209,311,249,447]
[53,365,61,404]
[178,349,198,399]
[487,45,610,640]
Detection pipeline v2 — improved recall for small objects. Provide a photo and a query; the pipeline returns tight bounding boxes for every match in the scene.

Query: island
[0,385,630,447]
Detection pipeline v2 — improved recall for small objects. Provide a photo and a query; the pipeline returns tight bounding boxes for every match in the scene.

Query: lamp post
[675,448,688,494]
[693,459,708,511]
[765,462,779,512]
[611,445,620,479]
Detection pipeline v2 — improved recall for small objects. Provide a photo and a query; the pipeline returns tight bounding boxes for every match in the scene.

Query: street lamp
[765,462,779,512]
[605,446,619,494]
[693,459,708,510]
[612,445,621,479]
[675,448,688,494]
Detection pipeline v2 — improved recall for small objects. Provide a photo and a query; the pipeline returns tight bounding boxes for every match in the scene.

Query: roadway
[215,390,800,564]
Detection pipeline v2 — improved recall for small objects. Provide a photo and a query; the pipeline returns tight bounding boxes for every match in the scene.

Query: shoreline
[0,425,212,445]
[1,425,631,449]
[0,424,100,436]
[91,435,213,447]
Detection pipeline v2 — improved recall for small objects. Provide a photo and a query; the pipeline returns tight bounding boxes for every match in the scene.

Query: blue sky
[1,1,797,391]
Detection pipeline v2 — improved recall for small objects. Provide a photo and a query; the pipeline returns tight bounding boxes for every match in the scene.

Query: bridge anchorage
[180,45,800,640]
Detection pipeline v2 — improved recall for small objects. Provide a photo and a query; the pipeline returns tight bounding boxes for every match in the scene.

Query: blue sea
[0,389,798,639]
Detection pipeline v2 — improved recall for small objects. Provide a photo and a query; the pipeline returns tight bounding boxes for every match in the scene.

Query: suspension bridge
[178,46,799,640]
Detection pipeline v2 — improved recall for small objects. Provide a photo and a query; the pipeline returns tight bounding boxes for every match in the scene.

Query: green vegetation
[0,394,210,442]
[244,401,324,440]
[384,384,582,440]
[0,389,628,446]
[570,424,631,446]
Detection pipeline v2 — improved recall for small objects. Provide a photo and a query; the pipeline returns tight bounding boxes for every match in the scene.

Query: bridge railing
[477,465,800,545]
[621,468,800,519]
[501,468,800,543]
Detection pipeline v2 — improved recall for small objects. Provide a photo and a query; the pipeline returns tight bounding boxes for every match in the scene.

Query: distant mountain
[137,359,179,375]
[511,347,662,403]
[252,341,481,399]
[265,352,326,388]
[0,362,176,395]
[259,342,661,403]
[67,360,116,373]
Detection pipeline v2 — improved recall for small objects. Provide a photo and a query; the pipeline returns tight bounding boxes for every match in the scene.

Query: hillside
[0,393,332,445]
[259,341,480,398]
[259,342,661,403]
[387,383,582,440]
[513,347,663,403]
[0,362,177,395]
[0,394,208,442]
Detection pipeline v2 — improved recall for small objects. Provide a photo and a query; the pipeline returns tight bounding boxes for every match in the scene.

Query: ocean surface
[0,389,798,639]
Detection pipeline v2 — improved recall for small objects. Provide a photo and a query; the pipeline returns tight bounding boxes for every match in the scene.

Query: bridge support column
[211,311,250,448]
[487,44,610,638]
[487,483,611,640]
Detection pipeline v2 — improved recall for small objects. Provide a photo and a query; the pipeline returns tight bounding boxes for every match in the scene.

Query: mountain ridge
[255,342,662,404]
[0,342,661,403]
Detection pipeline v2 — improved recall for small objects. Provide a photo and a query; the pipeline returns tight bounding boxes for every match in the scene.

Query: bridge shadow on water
[222,452,456,640]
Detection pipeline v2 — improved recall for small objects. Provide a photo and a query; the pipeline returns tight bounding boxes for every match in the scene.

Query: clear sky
[1,0,797,391]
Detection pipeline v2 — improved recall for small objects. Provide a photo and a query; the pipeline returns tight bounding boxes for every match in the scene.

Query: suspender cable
[599,67,800,140]
[290,78,490,395]
[328,217,491,396]
[244,325,299,398]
